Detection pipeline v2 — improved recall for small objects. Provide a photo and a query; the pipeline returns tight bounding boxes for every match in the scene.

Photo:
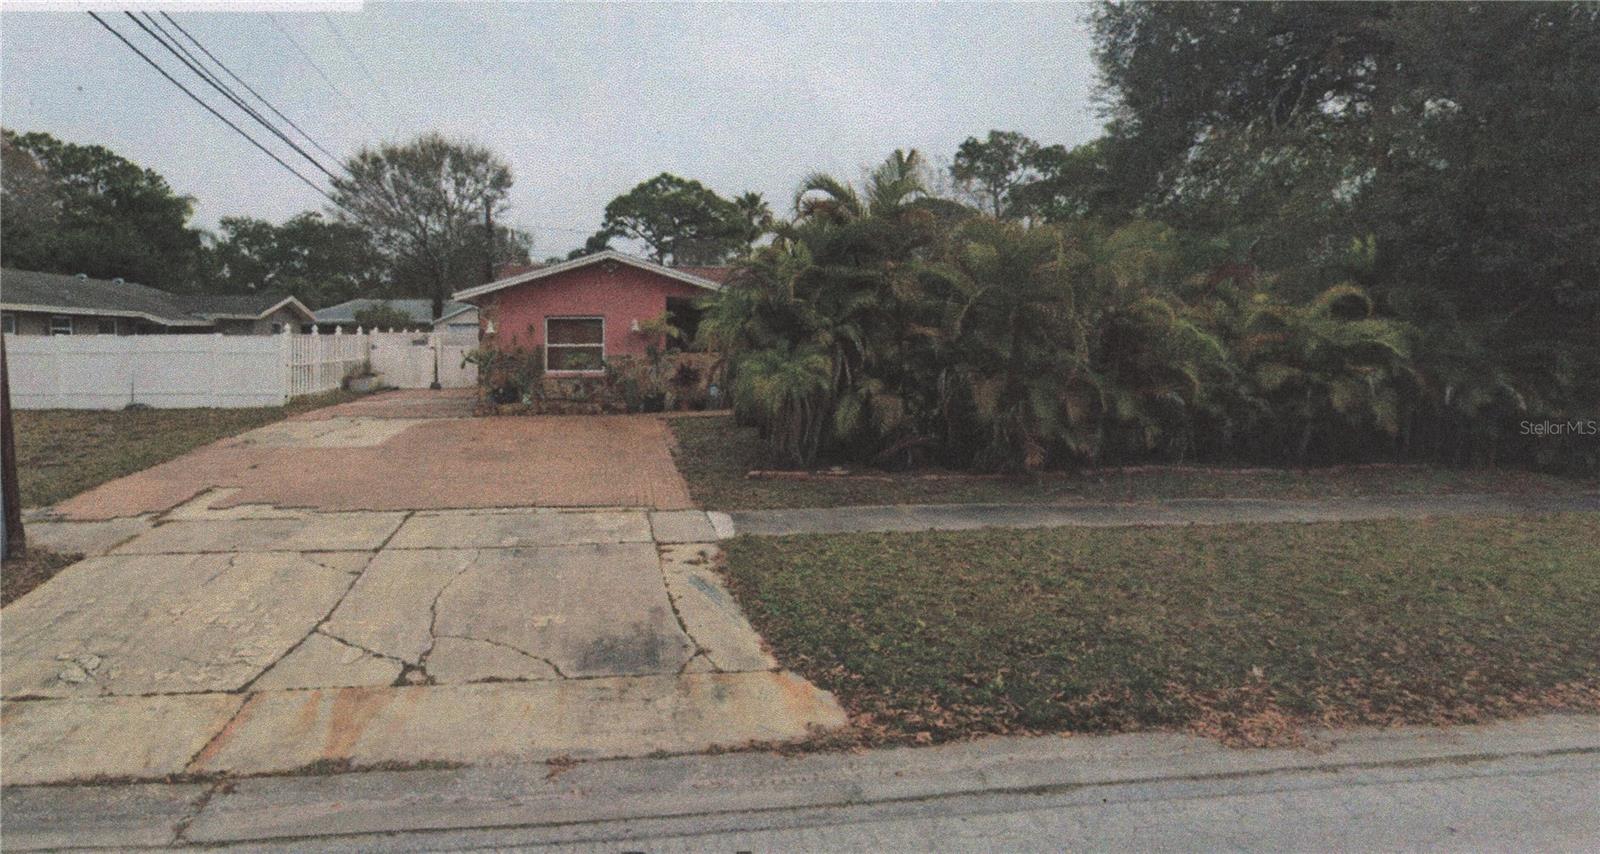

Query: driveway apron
[2,391,843,785]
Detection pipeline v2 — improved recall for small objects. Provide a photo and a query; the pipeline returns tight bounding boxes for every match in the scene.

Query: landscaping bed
[13,389,360,508]
[670,415,1593,510]
[720,514,1600,747]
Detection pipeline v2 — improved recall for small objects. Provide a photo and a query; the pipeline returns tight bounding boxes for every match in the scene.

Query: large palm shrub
[700,147,1576,475]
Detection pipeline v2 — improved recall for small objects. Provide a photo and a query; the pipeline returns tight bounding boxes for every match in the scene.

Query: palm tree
[1235,283,1416,462]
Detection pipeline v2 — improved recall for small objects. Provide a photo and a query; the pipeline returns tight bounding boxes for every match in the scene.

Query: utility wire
[160,11,345,167]
[319,12,407,133]
[87,12,342,208]
[319,13,383,92]
[266,14,379,136]
[128,12,340,181]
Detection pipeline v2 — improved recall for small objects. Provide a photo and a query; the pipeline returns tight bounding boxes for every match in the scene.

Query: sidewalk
[721,491,1600,537]
[3,714,1595,850]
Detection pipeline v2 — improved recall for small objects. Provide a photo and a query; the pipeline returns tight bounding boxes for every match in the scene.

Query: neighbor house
[1,268,314,335]
[311,298,479,341]
[451,250,727,373]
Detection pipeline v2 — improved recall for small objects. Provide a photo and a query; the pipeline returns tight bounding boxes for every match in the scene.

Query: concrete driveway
[2,392,842,785]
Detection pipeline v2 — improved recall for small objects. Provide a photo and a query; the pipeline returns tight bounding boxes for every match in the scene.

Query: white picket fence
[286,328,371,398]
[7,327,477,410]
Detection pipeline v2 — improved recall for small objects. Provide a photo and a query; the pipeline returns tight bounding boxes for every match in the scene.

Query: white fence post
[280,325,293,403]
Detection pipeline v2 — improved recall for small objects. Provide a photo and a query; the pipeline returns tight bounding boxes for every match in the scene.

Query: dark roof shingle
[1,268,304,325]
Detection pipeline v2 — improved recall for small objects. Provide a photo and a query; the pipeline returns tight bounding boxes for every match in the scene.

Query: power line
[266,14,379,137]
[127,12,340,181]
[86,12,342,209]
[319,12,406,133]
[160,11,345,167]
[320,13,383,92]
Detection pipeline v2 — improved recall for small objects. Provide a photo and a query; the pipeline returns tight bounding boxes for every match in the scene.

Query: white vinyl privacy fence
[7,328,477,410]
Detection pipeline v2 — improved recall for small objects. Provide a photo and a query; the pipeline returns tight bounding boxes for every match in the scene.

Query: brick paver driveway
[2,391,842,785]
[50,390,694,520]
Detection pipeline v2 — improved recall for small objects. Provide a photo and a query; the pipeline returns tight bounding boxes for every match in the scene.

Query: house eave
[0,302,210,327]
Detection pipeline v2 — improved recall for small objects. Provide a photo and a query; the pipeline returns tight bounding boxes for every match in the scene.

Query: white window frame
[544,316,606,374]
[49,315,73,336]
[1,313,15,334]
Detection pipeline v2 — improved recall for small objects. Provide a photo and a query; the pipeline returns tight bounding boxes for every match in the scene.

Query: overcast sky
[1,2,1102,257]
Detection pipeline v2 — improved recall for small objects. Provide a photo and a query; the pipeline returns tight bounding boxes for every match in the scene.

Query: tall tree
[949,130,1044,218]
[1,129,206,289]
[599,173,769,265]
[330,133,514,320]
[1090,0,1600,462]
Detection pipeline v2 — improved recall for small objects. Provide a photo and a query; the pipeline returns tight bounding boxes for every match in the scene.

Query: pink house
[452,251,728,374]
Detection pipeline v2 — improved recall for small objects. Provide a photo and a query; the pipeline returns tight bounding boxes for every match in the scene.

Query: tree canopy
[595,173,769,265]
[1,128,206,290]
[208,212,386,306]
[330,132,517,319]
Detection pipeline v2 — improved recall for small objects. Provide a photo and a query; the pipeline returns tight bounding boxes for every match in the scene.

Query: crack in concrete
[170,779,227,845]
[231,525,408,695]
[654,545,714,669]
[415,551,480,680]
[432,633,570,679]
[314,629,411,668]
[677,650,713,675]
[181,693,257,775]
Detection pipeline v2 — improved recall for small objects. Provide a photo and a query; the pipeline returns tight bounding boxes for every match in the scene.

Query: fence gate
[436,340,478,388]
[368,332,477,389]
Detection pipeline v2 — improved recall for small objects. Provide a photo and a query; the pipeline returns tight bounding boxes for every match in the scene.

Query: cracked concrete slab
[659,544,777,672]
[431,543,695,679]
[388,509,652,549]
[320,548,481,665]
[113,513,406,554]
[21,516,153,556]
[649,510,719,543]
[425,637,561,683]
[252,632,404,691]
[187,673,847,777]
[3,392,844,784]
[2,552,356,697]
[0,693,244,785]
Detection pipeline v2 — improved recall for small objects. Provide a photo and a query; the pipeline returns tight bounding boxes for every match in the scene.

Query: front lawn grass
[721,514,1600,746]
[670,415,1590,510]
[14,390,359,508]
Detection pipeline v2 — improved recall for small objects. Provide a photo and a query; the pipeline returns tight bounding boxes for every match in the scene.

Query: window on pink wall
[545,317,605,372]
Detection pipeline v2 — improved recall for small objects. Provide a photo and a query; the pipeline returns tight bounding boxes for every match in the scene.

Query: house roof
[451,250,725,302]
[674,265,733,284]
[1,268,313,326]
[312,298,476,326]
